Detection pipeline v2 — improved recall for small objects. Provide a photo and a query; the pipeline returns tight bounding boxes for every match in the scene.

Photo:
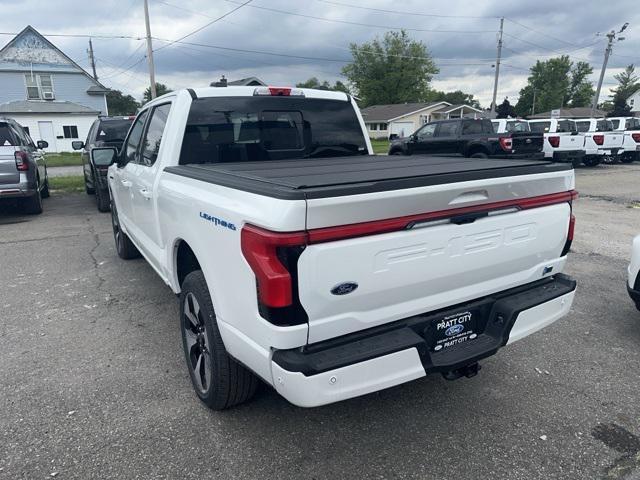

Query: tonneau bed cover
[164,155,572,200]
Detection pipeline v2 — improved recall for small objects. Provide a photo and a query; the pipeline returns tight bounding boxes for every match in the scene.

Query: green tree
[296,77,351,94]
[514,56,594,116]
[607,64,639,117]
[342,30,438,107]
[495,98,517,118]
[106,89,139,115]
[143,82,172,103]
[427,89,480,108]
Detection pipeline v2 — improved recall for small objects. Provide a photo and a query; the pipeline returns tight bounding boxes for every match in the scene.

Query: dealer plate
[427,309,479,352]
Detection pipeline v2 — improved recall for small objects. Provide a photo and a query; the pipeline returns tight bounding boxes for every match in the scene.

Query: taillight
[632,133,640,143]
[593,134,604,145]
[499,136,513,152]
[548,136,560,148]
[241,225,306,307]
[14,151,29,171]
[253,86,305,97]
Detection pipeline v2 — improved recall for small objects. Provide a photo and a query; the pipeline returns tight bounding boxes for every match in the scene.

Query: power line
[219,0,496,34]
[315,0,498,19]
[154,0,253,53]
[502,32,594,62]
[503,18,580,47]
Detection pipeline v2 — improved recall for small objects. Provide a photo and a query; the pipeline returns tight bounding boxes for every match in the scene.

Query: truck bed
[164,155,571,200]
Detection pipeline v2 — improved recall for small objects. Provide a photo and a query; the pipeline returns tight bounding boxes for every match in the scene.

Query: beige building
[361,102,485,139]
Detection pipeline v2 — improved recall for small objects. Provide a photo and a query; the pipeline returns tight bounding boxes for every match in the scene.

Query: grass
[370,138,390,155]
[49,175,85,194]
[46,152,82,167]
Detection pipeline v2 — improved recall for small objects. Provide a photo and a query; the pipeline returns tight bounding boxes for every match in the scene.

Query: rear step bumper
[271,274,576,407]
[552,150,584,165]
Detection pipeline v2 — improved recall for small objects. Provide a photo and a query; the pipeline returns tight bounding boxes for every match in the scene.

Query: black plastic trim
[187,88,197,100]
[164,155,572,200]
[272,274,577,376]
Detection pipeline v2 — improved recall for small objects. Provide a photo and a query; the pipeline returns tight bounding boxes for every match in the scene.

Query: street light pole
[591,23,628,116]
[143,0,157,99]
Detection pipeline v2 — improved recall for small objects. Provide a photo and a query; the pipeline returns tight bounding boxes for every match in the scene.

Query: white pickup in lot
[608,116,640,163]
[99,86,578,408]
[572,118,625,165]
[528,119,585,166]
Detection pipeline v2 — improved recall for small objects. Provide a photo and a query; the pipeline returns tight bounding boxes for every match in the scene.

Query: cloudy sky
[2,0,639,106]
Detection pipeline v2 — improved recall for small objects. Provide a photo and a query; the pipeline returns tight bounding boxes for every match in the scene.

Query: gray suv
[0,117,49,214]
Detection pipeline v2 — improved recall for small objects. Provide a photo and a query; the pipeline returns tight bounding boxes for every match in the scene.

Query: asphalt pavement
[1,163,639,479]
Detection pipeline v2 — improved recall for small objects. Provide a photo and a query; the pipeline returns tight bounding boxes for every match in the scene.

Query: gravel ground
[0,163,639,480]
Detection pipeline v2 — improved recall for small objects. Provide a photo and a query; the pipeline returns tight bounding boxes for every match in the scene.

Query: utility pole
[531,89,537,116]
[87,38,98,81]
[591,23,628,116]
[491,17,504,114]
[143,0,157,99]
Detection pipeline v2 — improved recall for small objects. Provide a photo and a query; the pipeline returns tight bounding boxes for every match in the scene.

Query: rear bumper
[271,274,576,407]
[489,152,545,160]
[0,181,37,199]
[552,150,584,163]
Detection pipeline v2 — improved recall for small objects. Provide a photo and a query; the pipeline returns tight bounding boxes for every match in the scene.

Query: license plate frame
[426,309,481,352]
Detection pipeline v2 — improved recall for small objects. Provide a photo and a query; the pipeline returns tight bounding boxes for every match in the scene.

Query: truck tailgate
[553,133,584,150]
[602,132,624,149]
[298,158,575,343]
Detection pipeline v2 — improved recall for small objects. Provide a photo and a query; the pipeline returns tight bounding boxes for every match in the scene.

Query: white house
[0,26,108,152]
[627,89,640,115]
[360,101,485,139]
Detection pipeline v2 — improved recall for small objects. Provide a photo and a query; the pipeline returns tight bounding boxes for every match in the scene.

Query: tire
[22,191,43,215]
[180,270,258,410]
[41,177,50,199]
[389,149,404,156]
[621,154,635,164]
[111,201,140,259]
[95,175,110,213]
[582,157,601,167]
[470,152,488,159]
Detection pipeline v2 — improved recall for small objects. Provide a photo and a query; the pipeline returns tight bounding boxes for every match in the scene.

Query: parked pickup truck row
[93,86,578,409]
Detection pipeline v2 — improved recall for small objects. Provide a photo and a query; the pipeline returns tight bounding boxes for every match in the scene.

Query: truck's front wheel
[111,202,140,259]
[180,270,258,410]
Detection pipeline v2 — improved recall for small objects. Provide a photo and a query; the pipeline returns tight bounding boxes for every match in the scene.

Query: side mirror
[71,141,84,150]
[36,140,48,149]
[91,147,118,167]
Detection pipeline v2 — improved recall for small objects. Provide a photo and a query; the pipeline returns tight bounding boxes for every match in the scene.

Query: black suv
[72,116,134,212]
[389,118,544,160]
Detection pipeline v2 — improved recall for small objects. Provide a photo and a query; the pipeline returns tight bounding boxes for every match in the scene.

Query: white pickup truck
[608,116,640,163]
[528,119,586,166]
[572,118,624,165]
[98,86,578,409]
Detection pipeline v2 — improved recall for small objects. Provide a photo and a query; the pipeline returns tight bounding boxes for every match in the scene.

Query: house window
[631,99,635,106]
[370,123,378,131]
[63,126,79,139]
[379,123,388,130]
[24,74,55,100]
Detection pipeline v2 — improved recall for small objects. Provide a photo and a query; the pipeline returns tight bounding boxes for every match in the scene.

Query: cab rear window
[179,96,367,164]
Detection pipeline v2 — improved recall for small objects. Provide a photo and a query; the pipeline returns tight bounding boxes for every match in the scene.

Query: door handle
[139,188,152,199]
[121,180,132,188]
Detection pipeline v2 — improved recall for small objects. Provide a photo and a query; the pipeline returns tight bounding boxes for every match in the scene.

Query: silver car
[0,117,49,214]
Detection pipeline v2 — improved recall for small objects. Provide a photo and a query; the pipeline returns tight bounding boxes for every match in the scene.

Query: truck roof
[165,155,572,200]
[188,86,350,101]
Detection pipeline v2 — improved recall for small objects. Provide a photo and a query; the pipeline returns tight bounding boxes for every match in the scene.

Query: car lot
[1,164,639,480]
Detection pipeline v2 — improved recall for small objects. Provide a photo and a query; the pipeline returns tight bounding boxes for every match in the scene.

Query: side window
[124,110,149,165]
[462,121,482,135]
[436,122,459,137]
[416,123,436,141]
[86,122,97,145]
[140,103,171,166]
[10,125,28,147]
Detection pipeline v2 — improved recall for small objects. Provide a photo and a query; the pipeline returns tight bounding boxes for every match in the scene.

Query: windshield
[596,120,613,132]
[179,96,367,164]
[529,121,550,133]
[96,119,133,144]
[505,121,530,132]
[0,124,15,146]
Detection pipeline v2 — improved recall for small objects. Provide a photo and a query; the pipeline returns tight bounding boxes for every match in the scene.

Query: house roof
[0,26,108,91]
[0,100,100,114]
[360,102,450,122]
[227,77,266,86]
[528,107,605,119]
[431,103,484,114]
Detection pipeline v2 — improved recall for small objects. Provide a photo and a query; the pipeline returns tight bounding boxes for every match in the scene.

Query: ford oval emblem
[445,324,464,336]
[331,282,358,296]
